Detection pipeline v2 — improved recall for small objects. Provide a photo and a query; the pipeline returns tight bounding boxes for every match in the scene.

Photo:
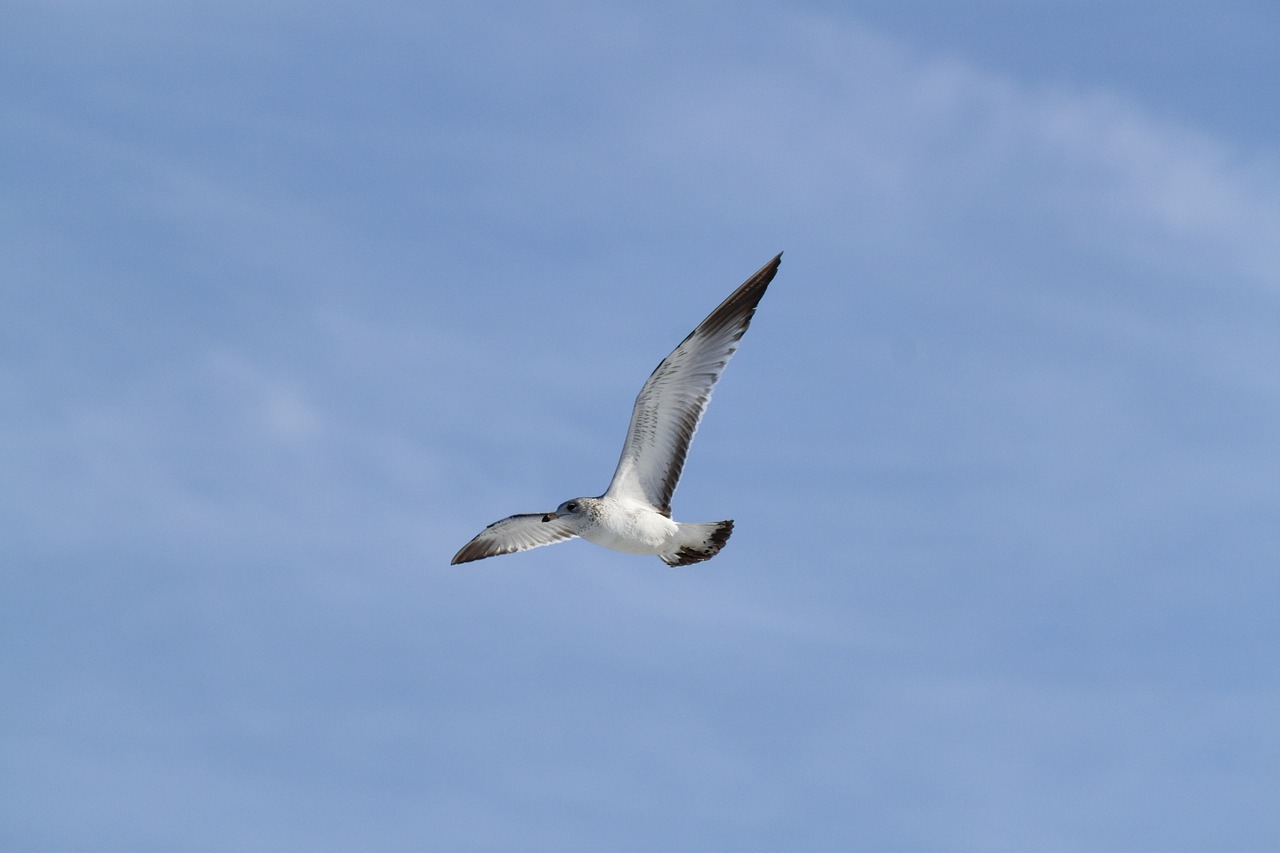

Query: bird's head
[543,498,587,523]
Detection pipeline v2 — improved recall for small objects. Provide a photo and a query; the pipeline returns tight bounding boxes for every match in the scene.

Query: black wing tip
[743,252,783,293]
[694,253,782,338]
[753,252,783,282]
[450,540,507,565]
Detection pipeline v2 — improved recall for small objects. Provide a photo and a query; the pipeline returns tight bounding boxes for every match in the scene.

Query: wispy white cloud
[592,13,1280,290]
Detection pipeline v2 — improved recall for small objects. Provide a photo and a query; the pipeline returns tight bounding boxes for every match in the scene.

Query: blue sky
[4,2,1279,850]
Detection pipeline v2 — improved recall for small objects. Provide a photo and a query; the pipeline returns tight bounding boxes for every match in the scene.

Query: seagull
[451,253,782,566]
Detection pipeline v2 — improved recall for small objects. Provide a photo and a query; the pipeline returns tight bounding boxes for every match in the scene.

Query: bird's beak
[541,513,558,523]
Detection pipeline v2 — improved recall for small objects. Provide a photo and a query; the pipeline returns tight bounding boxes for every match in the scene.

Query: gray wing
[604,253,781,514]
[451,513,577,564]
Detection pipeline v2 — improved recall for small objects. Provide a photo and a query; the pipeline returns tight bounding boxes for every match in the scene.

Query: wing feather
[451,514,577,564]
[604,253,781,513]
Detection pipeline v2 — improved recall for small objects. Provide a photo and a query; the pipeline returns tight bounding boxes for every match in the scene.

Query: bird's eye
[566,502,578,512]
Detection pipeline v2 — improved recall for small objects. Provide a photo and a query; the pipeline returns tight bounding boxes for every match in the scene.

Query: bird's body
[451,253,781,566]
[560,496,677,554]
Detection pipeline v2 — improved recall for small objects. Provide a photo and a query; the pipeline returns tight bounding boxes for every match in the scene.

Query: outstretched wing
[604,253,781,514]
[451,514,577,564]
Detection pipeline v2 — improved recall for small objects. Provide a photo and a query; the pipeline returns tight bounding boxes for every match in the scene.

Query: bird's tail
[660,520,734,567]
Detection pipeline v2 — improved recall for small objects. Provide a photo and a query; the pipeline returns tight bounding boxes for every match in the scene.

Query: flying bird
[451,253,782,566]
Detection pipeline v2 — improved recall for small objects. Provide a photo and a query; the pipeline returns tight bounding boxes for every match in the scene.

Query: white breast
[577,499,679,555]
